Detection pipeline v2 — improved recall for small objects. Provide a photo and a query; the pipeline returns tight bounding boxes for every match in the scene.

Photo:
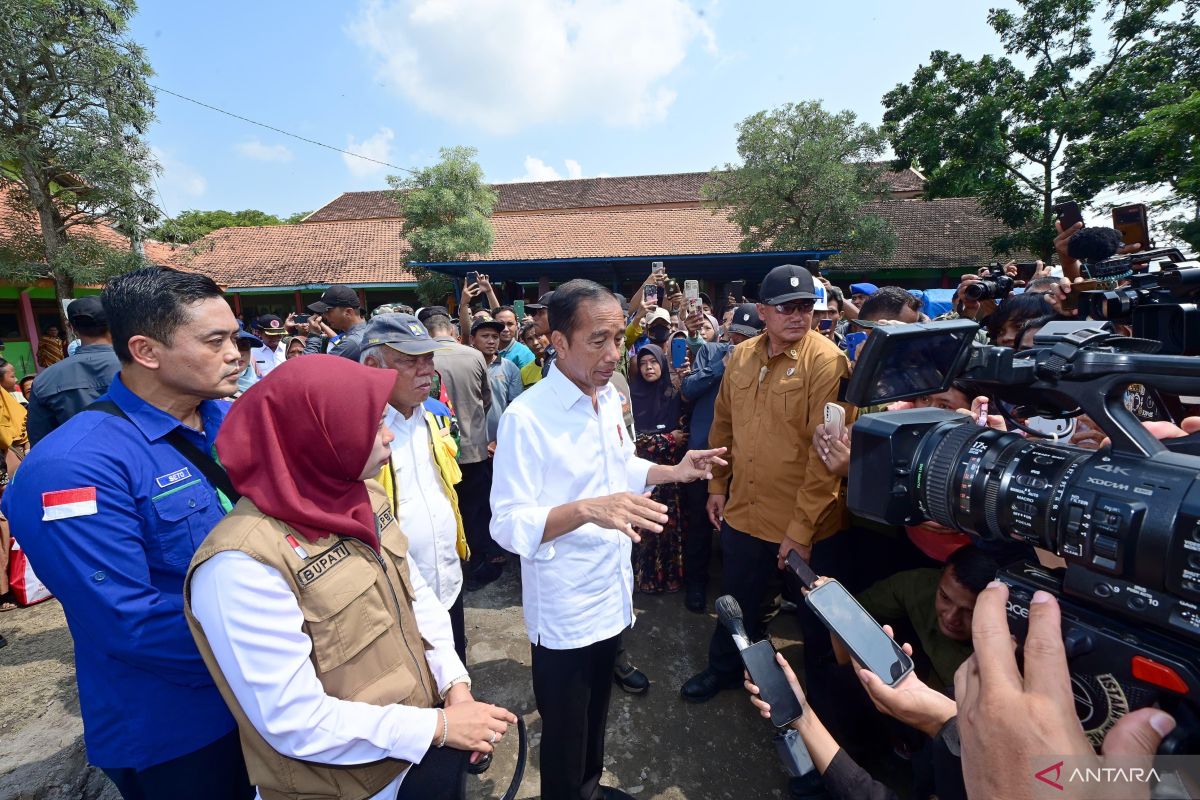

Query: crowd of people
[0,216,1190,800]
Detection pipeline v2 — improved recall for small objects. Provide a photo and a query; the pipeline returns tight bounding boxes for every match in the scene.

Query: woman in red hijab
[185,355,516,800]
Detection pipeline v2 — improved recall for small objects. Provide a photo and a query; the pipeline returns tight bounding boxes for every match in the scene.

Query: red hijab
[216,354,396,551]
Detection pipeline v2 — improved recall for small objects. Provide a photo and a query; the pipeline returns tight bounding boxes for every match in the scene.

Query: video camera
[962,262,1016,302]
[843,317,1200,752]
[1077,265,1200,356]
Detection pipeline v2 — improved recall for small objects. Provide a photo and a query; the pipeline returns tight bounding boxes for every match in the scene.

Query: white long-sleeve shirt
[251,341,287,376]
[490,363,654,650]
[190,549,468,798]
[385,404,462,609]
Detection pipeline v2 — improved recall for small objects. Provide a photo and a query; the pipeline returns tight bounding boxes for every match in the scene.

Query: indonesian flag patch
[42,487,98,521]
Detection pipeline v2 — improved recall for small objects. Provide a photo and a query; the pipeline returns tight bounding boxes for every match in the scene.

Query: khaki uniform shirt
[708,330,855,546]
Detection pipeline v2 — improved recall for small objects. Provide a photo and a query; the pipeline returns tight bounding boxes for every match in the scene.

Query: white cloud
[234,139,294,162]
[347,0,716,134]
[513,156,603,182]
[343,127,396,177]
[150,147,206,212]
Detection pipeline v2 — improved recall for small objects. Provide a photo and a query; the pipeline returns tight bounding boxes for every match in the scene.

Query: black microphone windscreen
[716,594,743,627]
[1067,227,1124,263]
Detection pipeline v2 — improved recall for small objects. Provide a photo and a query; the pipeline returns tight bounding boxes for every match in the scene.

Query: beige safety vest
[184,481,439,800]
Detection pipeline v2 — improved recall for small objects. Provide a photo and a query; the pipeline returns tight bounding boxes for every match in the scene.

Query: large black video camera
[844,317,1200,751]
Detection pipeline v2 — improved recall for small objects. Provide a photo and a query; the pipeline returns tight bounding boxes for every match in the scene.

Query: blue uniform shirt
[1,374,235,770]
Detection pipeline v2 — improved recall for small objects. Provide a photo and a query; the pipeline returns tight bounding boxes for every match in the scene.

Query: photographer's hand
[956,582,1175,800]
[1054,221,1084,282]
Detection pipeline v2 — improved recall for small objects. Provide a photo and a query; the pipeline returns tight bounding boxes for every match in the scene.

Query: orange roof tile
[170,197,1015,289]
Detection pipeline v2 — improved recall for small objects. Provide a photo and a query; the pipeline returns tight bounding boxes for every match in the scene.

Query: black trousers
[682,481,713,592]
[531,633,621,800]
[457,460,496,569]
[394,743,469,800]
[448,588,467,665]
[706,522,797,679]
[102,729,252,800]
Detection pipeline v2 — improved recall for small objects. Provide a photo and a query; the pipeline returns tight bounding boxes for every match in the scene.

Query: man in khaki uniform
[680,264,855,703]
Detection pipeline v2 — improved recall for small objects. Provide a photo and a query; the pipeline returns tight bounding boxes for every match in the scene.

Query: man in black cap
[251,314,288,376]
[301,285,367,359]
[526,292,557,378]
[677,302,764,612]
[680,264,855,702]
[26,296,120,446]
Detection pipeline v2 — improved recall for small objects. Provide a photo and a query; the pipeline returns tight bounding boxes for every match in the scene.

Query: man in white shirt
[251,314,288,375]
[360,313,470,661]
[491,279,726,800]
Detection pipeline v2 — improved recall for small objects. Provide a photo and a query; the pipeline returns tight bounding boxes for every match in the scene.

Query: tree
[0,0,160,308]
[1061,2,1200,250]
[883,0,1182,261]
[149,208,286,244]
[702,101,897,263]
[388,146,497,305]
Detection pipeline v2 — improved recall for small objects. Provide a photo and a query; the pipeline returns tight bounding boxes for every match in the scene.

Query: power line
[150,84,413,174]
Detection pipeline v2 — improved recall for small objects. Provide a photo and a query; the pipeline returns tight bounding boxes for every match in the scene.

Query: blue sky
[132,0,1012,220]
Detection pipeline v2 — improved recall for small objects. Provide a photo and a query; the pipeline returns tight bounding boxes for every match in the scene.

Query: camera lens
[911,421,1091,549]
[963,280,995,301]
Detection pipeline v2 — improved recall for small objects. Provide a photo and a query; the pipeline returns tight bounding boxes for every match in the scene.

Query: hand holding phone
[1053,200,1084,231]
[804,578,914,686]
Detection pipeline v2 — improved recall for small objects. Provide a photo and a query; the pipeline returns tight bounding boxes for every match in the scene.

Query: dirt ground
[0,557,807,800]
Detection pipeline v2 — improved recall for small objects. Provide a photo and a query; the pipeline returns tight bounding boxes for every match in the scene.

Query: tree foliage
[389,146,497,305]
[0,0,160,305]
[883,0,1184,260]
[148,208,306,243]
[702,101,896,264]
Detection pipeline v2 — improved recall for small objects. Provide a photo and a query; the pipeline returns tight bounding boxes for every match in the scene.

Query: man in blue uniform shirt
[1,267,252,799]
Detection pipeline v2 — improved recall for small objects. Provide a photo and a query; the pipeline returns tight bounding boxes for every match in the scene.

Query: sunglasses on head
[772,300,816,315]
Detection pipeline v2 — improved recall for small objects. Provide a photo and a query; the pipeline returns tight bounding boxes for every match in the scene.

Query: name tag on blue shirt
[155,467,193,489]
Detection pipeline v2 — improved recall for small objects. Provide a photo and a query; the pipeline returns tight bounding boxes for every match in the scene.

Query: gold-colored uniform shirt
[708,330,856,546]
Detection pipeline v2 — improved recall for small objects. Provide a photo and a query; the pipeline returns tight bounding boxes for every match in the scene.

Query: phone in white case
[823,403,846,440]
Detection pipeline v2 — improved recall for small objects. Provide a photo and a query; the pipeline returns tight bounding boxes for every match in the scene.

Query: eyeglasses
[772,300,816,316]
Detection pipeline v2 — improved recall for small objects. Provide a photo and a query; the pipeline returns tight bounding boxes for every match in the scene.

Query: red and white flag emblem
[42,487,98,521]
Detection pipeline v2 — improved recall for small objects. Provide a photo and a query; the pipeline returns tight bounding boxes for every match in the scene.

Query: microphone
[716,594,751,651]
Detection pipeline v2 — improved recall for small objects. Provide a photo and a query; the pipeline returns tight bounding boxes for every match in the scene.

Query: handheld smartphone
[729,280,746,302]
[823,402,846,440]
[513,299,525,319]
[843,331,868,362]
[818,318,833,332]
[804,579,915,686]
[1053,200,1084,231]
[684,280,700,300]
[652,261,665,275]
[739,639,804,728]
[1015,261,1039,282]
[465,271,479,288]
[671,337,688,369]
[644,284,660,304]
[293,313,310,325]
[1060,278,1103,312]
[1112,203,1151,251]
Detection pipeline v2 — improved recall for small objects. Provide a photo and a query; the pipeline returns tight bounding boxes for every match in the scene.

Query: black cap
[471,319,504,336]
[67,296,106,325]
[362,313,447,356]
[728,303,765,337]
[417,305,450,324]
[760,264,817,305]
[526,291,554,312]
[308,285,361,313]
[255,314,286,336]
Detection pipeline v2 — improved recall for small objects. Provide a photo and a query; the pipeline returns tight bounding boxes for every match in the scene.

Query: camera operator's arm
[745,652,900,800]
[779,353,855,567]
[956,582,1175,800]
